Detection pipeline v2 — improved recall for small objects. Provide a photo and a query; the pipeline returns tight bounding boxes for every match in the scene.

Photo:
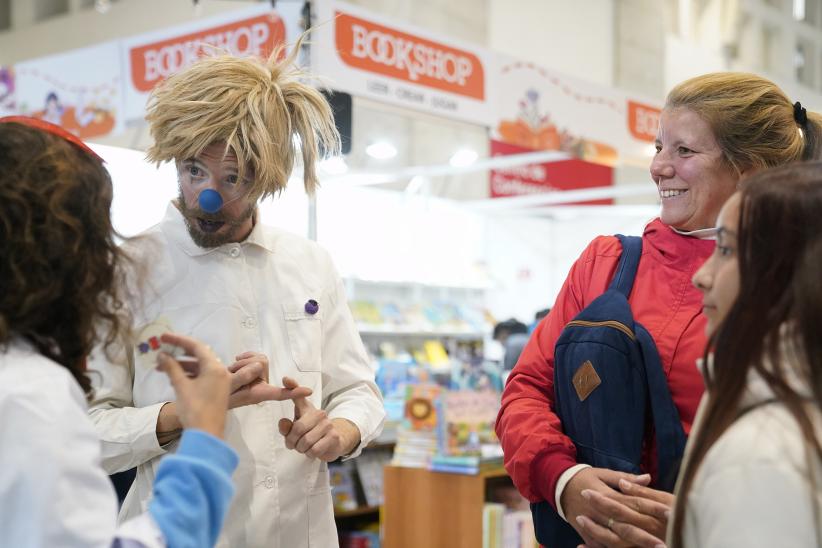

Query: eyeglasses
[179,161,252,213]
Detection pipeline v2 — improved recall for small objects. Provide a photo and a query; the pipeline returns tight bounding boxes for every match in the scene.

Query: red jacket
[496,219,714,506]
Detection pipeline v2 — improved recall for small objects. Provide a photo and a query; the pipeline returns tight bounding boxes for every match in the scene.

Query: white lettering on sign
[142,22,270,83]
[349,23,474,86]
[634,108,659,139]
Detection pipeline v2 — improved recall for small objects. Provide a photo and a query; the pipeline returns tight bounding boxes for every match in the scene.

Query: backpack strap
[608,235,643,297]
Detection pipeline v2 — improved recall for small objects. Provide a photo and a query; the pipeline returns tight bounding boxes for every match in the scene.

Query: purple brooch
[304,299,319,315]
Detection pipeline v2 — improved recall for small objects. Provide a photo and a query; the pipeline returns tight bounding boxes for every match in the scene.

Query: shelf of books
[334,279,536,548]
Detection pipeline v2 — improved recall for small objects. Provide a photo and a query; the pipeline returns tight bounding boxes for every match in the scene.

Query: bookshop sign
[311,0,494,126]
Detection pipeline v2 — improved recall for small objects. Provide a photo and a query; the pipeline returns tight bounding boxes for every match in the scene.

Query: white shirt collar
[160,201,275,257]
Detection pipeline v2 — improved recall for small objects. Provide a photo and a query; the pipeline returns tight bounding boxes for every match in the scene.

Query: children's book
[438,390,500,456]
[404,383,441,431]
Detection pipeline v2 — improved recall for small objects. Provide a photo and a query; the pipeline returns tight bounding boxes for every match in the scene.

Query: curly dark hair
[0,121,130,396]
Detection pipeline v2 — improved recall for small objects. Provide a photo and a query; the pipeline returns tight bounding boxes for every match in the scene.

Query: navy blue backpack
[531,235,687,547]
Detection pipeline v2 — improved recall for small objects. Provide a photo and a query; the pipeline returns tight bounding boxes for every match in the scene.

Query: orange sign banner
[130,12,285,92]
[627,100,661,143]
[334,11,484,100]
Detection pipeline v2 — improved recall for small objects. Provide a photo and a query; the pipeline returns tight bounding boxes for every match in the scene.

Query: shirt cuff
[140,401,172,454]
[555,464,592,521]
[328,408,385,460]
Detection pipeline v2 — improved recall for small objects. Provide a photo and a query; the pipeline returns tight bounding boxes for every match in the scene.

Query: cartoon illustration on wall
[0,67,14,113]
[497,88,617,166]
[31,87,116,138]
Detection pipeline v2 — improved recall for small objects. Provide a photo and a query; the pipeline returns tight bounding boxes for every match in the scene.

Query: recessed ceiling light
[449,148,478,167]
[366,141,397,160]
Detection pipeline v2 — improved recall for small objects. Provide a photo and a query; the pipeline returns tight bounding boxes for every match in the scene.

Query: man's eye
[678,146,693,155]
[226,175,238,185]
[187,165,202,177]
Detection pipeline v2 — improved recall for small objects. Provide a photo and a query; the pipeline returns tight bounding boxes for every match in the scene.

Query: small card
[132,316,182,369]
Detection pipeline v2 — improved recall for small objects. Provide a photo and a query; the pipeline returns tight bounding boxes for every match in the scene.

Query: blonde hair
[666,72,822,175]
[145,38,339,198]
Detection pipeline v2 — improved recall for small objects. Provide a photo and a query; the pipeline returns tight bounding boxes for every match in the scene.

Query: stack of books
[483,505,537,548]
[429,453,503,475]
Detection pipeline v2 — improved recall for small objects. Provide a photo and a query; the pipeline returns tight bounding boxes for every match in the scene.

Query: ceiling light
[319,156,348,175]
[366,141,397,160]
[449,148,478,167]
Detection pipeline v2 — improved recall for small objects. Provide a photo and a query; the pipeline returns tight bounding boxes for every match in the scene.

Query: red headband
[0,115,104,164]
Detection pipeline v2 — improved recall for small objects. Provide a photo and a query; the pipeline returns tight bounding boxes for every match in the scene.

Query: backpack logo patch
[572,360,601,401]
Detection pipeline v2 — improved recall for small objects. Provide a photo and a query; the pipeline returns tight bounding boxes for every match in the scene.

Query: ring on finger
[607,517,615,530]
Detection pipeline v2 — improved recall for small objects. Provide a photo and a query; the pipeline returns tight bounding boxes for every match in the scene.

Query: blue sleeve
[148,430,238,548]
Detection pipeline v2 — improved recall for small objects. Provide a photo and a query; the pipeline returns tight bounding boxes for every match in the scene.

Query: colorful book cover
[404,383,441,431]
[329,461,359,511]
[438,390,500,456]
[350,300,383,325]
[423,339,451,369]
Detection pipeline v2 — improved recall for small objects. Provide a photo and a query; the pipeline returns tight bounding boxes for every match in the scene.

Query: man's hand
[228,352,312,408]
[561,467,652,548]
[277,377,361,461]
[156,352,313,445]
[155,333,231,439]
[576,479,673,548]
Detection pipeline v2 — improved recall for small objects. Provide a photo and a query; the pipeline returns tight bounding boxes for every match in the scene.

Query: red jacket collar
[643,218,715,272]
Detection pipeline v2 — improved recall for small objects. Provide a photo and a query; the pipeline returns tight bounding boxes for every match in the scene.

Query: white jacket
[88,203,385,548]
[0,340,165,547]
[677,351,822,547]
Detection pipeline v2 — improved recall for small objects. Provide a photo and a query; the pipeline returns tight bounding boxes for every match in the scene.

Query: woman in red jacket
[495,72,822,547]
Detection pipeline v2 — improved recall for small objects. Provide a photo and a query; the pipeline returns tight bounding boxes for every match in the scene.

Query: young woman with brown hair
[0,117,239,547]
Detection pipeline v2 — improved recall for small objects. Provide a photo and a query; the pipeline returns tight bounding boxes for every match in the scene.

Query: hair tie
[794,101,808,127]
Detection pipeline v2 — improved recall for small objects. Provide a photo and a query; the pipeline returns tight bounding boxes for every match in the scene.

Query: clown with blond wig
[88,45,385,548]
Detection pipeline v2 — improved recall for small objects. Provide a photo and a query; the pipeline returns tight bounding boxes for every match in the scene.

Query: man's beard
[176,190,256,248]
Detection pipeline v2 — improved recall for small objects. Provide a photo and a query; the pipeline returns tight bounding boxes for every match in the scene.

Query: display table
[382,464,510,548]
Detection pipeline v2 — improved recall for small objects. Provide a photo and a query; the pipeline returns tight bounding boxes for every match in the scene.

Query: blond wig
[666,72,822,175]
[145,40,339,198]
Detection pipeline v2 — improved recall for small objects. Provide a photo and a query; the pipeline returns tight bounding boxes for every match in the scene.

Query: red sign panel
[490,140,614,204]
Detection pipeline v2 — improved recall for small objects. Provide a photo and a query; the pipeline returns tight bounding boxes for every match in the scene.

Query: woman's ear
[737,164,758,183]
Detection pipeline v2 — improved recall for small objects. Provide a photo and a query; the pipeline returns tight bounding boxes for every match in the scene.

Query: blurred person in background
[493,318,530,372]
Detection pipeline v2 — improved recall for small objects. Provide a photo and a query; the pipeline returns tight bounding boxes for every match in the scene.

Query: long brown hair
[666,73,822,174]
[0,121,130,396]
[671,161,822,546]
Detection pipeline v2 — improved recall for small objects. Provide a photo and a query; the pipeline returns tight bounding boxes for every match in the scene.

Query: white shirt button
[243,316,257,329]
[229,247,240,258]
[264,476,274,489]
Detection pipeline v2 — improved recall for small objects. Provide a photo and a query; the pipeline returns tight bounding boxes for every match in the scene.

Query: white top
[677,349,822,547]
[0,340,164,548]
[88,203,385,548]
